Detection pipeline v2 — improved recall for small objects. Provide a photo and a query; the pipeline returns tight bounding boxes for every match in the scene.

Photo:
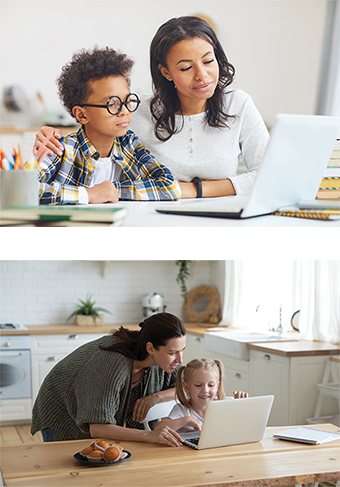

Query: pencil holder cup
[0,170,39,209]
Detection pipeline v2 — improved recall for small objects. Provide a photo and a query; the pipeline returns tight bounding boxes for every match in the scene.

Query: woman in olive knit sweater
[31,313,186,447]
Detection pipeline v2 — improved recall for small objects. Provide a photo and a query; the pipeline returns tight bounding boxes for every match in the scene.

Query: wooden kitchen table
[1,424,339,487]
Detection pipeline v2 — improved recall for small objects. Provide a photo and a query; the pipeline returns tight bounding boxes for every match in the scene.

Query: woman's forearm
[90,423,150,442]
[179,179,236,198]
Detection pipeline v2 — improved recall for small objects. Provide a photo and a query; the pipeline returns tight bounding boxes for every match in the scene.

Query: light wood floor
[0,424,42,447]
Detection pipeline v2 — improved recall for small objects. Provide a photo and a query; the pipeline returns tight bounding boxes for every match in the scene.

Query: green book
[0,205,127,227]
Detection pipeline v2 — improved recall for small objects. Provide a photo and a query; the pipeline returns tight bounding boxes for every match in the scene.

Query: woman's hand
[132,394,159,422]
[151,422,183,447]
[233,391,249,399]
[33,126,64,157]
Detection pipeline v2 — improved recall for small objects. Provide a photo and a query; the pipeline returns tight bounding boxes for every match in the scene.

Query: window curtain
[316,0,340,116]
[293,261,340,344]
[220,260,244,327]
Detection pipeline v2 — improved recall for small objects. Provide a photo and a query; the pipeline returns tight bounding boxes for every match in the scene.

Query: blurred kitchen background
[1,260,339,343]
[0,0,339,161]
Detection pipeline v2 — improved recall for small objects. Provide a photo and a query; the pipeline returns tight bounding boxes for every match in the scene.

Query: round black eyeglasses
[81,93,140,116]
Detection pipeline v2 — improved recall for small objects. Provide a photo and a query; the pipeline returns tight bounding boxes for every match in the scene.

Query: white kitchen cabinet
[183,334,210,364]
[31,333,104,403]
[250,350,336,426]
[0,398,32,424]
[211,352,250,396]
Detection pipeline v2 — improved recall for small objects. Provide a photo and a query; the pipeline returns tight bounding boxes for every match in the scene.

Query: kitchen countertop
[1,323,339,356]
[0,322,209,336]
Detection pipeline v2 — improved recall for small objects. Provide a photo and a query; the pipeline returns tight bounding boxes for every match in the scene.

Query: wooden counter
[0,322,212,336]
[247,340,340,357]
[1,424,339,487]
[1,323,338,356]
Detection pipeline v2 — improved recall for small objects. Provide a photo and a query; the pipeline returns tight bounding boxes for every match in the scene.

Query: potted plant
[67,294,111,326]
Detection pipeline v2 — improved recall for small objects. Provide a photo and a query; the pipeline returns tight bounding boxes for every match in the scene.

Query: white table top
[94,196,340,227]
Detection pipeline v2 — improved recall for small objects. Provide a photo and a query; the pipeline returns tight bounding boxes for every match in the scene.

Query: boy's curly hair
[57,46,134,118]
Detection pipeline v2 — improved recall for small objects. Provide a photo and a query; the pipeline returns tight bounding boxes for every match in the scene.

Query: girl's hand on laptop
[33,126,64,157]
[86,181,119,204]
[233,391,249,399]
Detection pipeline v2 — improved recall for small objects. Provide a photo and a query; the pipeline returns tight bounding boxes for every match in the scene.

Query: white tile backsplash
[0,260,219,325]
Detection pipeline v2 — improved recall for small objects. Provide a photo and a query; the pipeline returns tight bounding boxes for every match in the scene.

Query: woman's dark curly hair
[150,16,236,141]
[57,46,134,119]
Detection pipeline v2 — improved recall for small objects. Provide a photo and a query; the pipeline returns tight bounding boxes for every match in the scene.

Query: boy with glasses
[38,47,181,205]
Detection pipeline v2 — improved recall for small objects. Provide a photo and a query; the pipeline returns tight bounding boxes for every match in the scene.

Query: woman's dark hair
[150,16,236,141]
[57,46,134,119]
[100,312,186,361]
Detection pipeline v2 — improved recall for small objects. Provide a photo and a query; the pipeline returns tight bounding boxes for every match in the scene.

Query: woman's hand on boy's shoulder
[233,391,249,399]
[33,126,64,157]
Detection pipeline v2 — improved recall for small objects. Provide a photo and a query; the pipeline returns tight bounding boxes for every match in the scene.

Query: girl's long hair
[99,312,186,361]
[176,358,225,413]
[150,16,235,141]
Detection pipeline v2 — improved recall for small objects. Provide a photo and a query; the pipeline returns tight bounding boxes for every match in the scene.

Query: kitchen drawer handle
[263,354,271,360]
[235,373,241,379]
[195,337,201,343]
[47,356,58,362]
[68,334,79,339]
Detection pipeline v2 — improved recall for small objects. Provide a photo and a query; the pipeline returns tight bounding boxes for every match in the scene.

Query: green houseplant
[175,260,191,301]
[67,294,111,326]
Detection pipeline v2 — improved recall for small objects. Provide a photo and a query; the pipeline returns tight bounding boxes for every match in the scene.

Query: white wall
[0,0,327,128]
[0,260,221,325]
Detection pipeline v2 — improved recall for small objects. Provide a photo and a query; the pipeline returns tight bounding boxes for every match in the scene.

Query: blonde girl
[160,358,248,434]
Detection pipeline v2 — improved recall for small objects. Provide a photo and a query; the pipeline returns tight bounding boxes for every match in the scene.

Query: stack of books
[0,206,128,227]
[316,138,340,200]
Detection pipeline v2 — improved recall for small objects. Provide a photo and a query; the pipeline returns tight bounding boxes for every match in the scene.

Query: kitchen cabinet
[250,350,338,426]
[0,398,32,423]
[182,334,250,395]
[183,334,209,363]
[210,352,250,396]
[31,333,104,403]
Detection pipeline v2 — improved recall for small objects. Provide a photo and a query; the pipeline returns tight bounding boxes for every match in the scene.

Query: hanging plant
[175,260,191,300]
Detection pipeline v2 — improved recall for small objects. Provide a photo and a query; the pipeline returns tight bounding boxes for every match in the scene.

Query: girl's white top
[167,403,204,433]
[131,89,270,196]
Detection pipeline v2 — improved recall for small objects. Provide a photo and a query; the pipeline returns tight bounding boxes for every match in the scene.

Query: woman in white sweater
[34,16,269,198]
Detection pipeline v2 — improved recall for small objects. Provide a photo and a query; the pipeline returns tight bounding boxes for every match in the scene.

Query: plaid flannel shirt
[38,126,181,205]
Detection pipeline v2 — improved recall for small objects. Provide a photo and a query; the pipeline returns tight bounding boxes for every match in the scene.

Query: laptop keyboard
[187,437,199,446]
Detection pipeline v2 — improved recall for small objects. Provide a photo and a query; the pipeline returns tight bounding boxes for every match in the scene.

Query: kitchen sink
[204,331,297,360]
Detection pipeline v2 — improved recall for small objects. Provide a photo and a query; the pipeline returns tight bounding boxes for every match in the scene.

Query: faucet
[269,304,283,334]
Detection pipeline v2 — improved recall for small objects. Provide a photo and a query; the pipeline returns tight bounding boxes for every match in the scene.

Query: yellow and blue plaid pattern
[39,126,180,205]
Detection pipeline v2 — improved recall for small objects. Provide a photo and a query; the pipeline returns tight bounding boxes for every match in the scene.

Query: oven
[0,335,31,400]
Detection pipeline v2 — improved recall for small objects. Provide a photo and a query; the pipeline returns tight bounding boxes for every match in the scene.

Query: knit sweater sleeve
[70,349,133,434]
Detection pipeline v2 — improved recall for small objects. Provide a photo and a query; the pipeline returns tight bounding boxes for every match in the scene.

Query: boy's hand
[233,391,249,399]
[86,181,119,204]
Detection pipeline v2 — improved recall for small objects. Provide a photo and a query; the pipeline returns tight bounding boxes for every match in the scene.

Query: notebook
[155,114,340,219]
[273,427,340,445]
[180,395,274,450]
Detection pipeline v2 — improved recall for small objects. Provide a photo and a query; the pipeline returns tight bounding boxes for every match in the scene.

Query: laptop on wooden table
[155,114,340,219]
[181,395,274,450]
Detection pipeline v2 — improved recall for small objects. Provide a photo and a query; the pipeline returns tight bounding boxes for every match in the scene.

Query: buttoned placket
[188,116,194,158]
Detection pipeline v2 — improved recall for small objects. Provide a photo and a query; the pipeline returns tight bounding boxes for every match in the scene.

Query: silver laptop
[181,395,274,450]
[156,114,340,219]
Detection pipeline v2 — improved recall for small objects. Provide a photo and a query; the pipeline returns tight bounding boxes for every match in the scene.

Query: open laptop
[155,114,340,219]
[181,395,274,450]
